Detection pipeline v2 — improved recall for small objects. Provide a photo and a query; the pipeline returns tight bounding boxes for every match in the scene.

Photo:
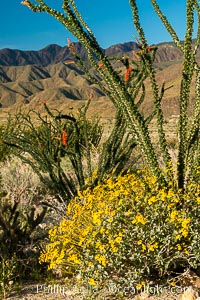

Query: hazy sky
[0,0,197,50]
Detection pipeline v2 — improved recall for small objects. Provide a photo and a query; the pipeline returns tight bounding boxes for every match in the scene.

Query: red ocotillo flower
[63,61,75,65]
[124,67,132,82]
[67,38,76,55]
[134,35,142,48]
[89,92,93,100]
[21,1,31,7]
[67,38,71,47]
[98,61,104,68]
[98,61,106,72]
[61,130,68,146]
[134,35,152,54]
[147,45,152,53]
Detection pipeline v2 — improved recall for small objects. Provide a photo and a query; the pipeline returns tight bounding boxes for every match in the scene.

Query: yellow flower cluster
[148,242,159,252]
[94,254,108,266]
[168,209,191,238]
[39,168,200,289]
[132,214,146,225]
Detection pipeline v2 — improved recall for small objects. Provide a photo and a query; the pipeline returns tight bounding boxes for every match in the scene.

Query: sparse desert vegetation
[0,0,200,299]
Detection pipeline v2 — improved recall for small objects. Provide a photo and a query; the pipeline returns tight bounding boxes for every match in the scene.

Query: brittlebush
[40,168,200,296]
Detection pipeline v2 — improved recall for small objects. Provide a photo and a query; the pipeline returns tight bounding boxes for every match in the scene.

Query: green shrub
[0,125,13,162]
[3,102,138,205]
[2,103,104,204]
[0,254,19,298]
[39,168,200,297]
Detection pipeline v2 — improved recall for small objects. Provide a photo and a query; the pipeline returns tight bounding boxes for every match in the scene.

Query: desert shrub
[0,254,19,298]
[0,157,57,295]
[0,156,49,207]
[0,125,13,162]
[2,103,104,204]
[39,168,200,297]
[3,102,138,205]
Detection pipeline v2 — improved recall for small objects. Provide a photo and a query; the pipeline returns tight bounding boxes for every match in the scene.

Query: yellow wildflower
[170,210,178,222]
[180,229,189,237]
[67,254,81,264]
[141,244,146,252]
[184,249,189,255]
[182,218,191,229]
[95,254,108,266]
[132,214,146,225]
[88,262,94,267]
[125,209,131,216]
[175,234,181,240]
[112,246,119,253]
[167,189,175,198]
[136,283,143,290]
[148,196,157,205]
[92,212,101,225]
[148,245,154,251]
[88,278,96,286]
[148,242,158,251]
[115,235,123,243]
[118,199,123,206]
[100,228,105,234]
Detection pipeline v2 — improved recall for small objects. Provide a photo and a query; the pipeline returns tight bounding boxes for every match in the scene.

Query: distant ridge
[0,41,183,67]
[0,41,197,117]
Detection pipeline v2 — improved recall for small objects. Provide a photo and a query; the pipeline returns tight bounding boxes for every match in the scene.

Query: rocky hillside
[0,63,105,107]
[0,41,195,118]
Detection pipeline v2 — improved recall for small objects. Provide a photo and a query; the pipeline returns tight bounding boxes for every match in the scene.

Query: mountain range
[0,42,183,67]
[0,41,195,118]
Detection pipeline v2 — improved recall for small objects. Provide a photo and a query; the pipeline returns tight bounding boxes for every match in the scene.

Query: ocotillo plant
[20,0,200,193]
[3,99,139,204]
[3,103,102,204]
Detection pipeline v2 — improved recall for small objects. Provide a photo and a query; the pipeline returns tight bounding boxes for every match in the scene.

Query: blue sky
[0,1,197,50]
